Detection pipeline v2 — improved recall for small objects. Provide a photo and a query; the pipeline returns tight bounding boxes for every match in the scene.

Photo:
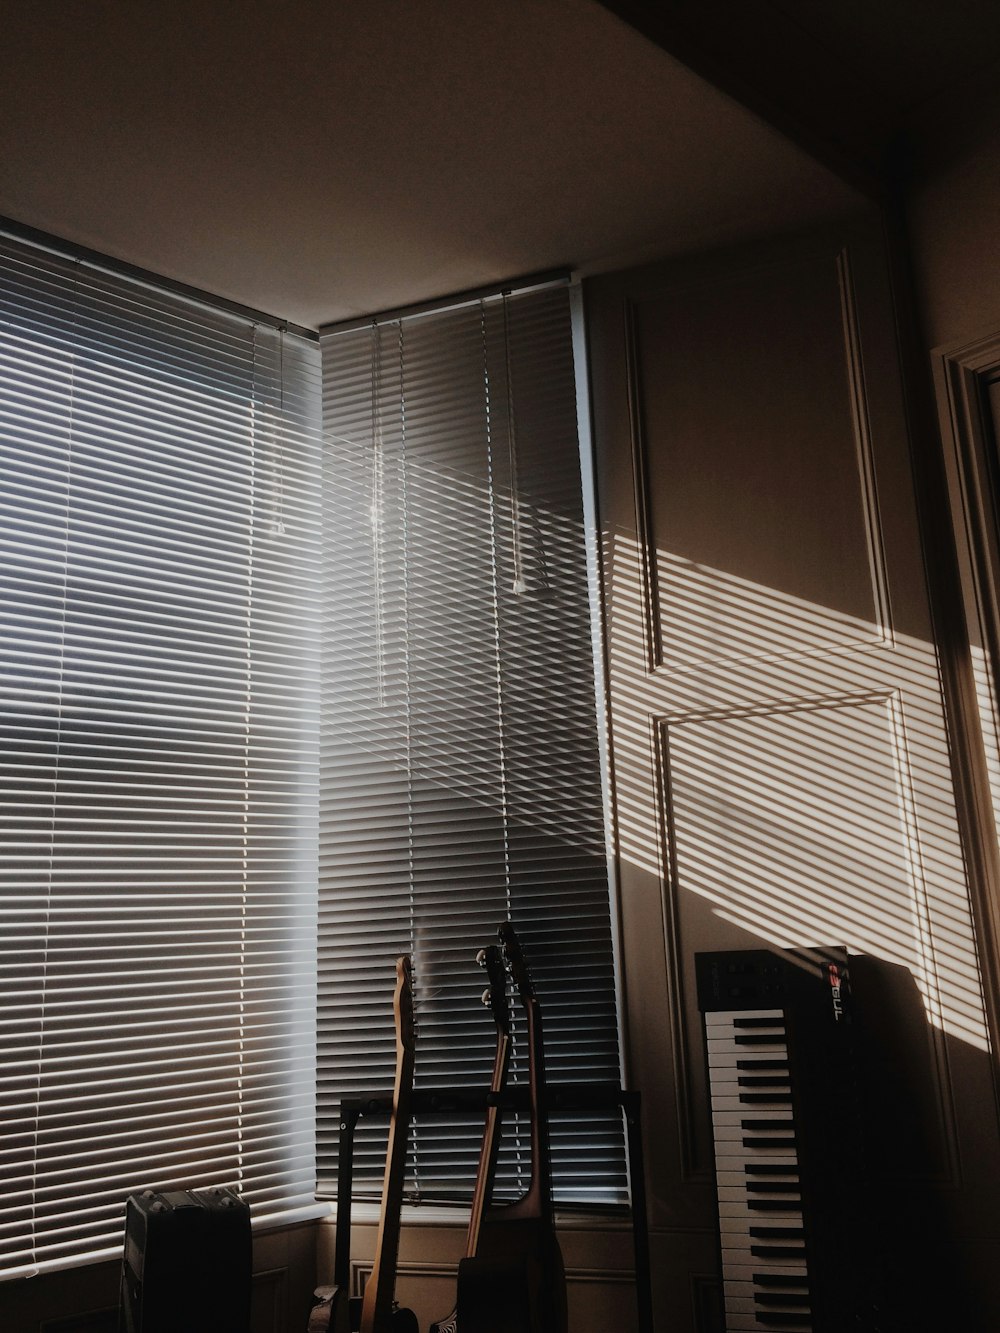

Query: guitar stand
[330,1082,653,1333]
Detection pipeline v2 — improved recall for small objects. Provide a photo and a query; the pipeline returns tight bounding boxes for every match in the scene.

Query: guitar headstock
[476,944,510,1038]
[394,955,416,1053]
[497,921,535,1005]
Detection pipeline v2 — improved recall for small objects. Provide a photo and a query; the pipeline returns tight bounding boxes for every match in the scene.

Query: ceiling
[601,0,1000,180]
[4,0,997,331]
[0,0,871,329]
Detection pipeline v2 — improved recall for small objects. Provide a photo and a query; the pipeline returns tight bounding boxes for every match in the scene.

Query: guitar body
[383,1307,419,1333]
[306,1286,354,1333]
[456,1218,567,1333]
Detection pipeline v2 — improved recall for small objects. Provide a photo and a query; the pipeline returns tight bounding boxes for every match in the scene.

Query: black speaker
[118,1187,251,1333]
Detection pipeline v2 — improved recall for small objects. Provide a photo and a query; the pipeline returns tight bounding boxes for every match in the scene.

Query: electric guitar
[359,955,419,1333]
[455,923,568,1333]
[429,944,512,1333]
[309,956,418,1333]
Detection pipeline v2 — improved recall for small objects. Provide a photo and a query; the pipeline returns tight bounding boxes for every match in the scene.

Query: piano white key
[722,1254,809,1279]
[707,1019,787,1035]
[719,1203,804,1225]
[713,1108,794,1126]
[724,1294,812,1315]
[720,1222,806,1240]
[716,1154,799,1171]
[716,1172,801,1190]
[712,1125,797,1146]
[723,1315,811,1332]
[707,1035,787,1053]
[720,1214,805,1237]
[711,1094,791,1113]
[722,1264,810,1286]
[723,1278,810,1299]
[721,1263,810,1283]
[708,1078,793,1096]
[705,1009,785,1025]
[708,1048,789,1068]
[717,1185,801,1202]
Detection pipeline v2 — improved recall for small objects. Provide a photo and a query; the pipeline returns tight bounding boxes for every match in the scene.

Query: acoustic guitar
[359,955,419,1333]
[430,944,512,1333]
[454,923,568,1333]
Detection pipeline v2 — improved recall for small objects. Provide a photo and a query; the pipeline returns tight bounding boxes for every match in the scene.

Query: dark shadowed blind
[0,233,322,1279]
[318,284,625,1206]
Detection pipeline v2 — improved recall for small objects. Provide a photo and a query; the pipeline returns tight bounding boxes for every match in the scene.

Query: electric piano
[696,948,881,1333]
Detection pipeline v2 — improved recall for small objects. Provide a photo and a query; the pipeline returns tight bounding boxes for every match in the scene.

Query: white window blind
[318,284,625,1206]
[0,234,322,1279]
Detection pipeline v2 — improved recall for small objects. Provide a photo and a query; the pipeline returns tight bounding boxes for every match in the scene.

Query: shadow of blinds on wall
[318,283,625,1205]
[0,233,322,1280]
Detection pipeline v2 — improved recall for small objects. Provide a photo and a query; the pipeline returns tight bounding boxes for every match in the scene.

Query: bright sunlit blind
[0,234,322,1279]
[318,284,625,1206]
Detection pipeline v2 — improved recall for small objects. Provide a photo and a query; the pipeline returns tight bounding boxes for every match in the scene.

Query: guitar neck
[484,995,553,1226]
[521,997,554,1221]
[360,959,415,1333]
[466,1029,511,1256]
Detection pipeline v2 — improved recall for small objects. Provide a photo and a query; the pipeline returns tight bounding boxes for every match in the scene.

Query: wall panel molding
[625,243,891,677]
[622,296,662,675]
[252,1266,289,1333]
[654,686,960,1188]
[837,245,893,648]
[933,327,1000,1123]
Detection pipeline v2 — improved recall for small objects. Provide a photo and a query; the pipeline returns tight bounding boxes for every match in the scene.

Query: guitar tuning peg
[481,987,492,1008]
[475,948,488,968]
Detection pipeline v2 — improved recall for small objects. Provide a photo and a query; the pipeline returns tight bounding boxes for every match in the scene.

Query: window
[0,233,625,1289]
[0,233,322,1278]
[317,283,626,1205]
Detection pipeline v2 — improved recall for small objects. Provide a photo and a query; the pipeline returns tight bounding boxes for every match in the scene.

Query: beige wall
[0,1222,316,1333]
[583,206,1000,1330]
[908,121,1000,351]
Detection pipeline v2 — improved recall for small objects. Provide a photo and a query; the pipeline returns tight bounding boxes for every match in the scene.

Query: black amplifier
[119,1187,251,1333]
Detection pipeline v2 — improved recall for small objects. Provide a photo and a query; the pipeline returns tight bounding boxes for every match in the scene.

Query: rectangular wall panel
[627,246,888,669]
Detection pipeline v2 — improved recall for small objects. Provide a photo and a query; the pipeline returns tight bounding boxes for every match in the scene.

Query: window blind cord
[240,324,264,1196]
[502,292,525,598]
[371,321,386,707]
[397,316,423,1202]
[270,327,286,539]
[481,300,525,1195]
